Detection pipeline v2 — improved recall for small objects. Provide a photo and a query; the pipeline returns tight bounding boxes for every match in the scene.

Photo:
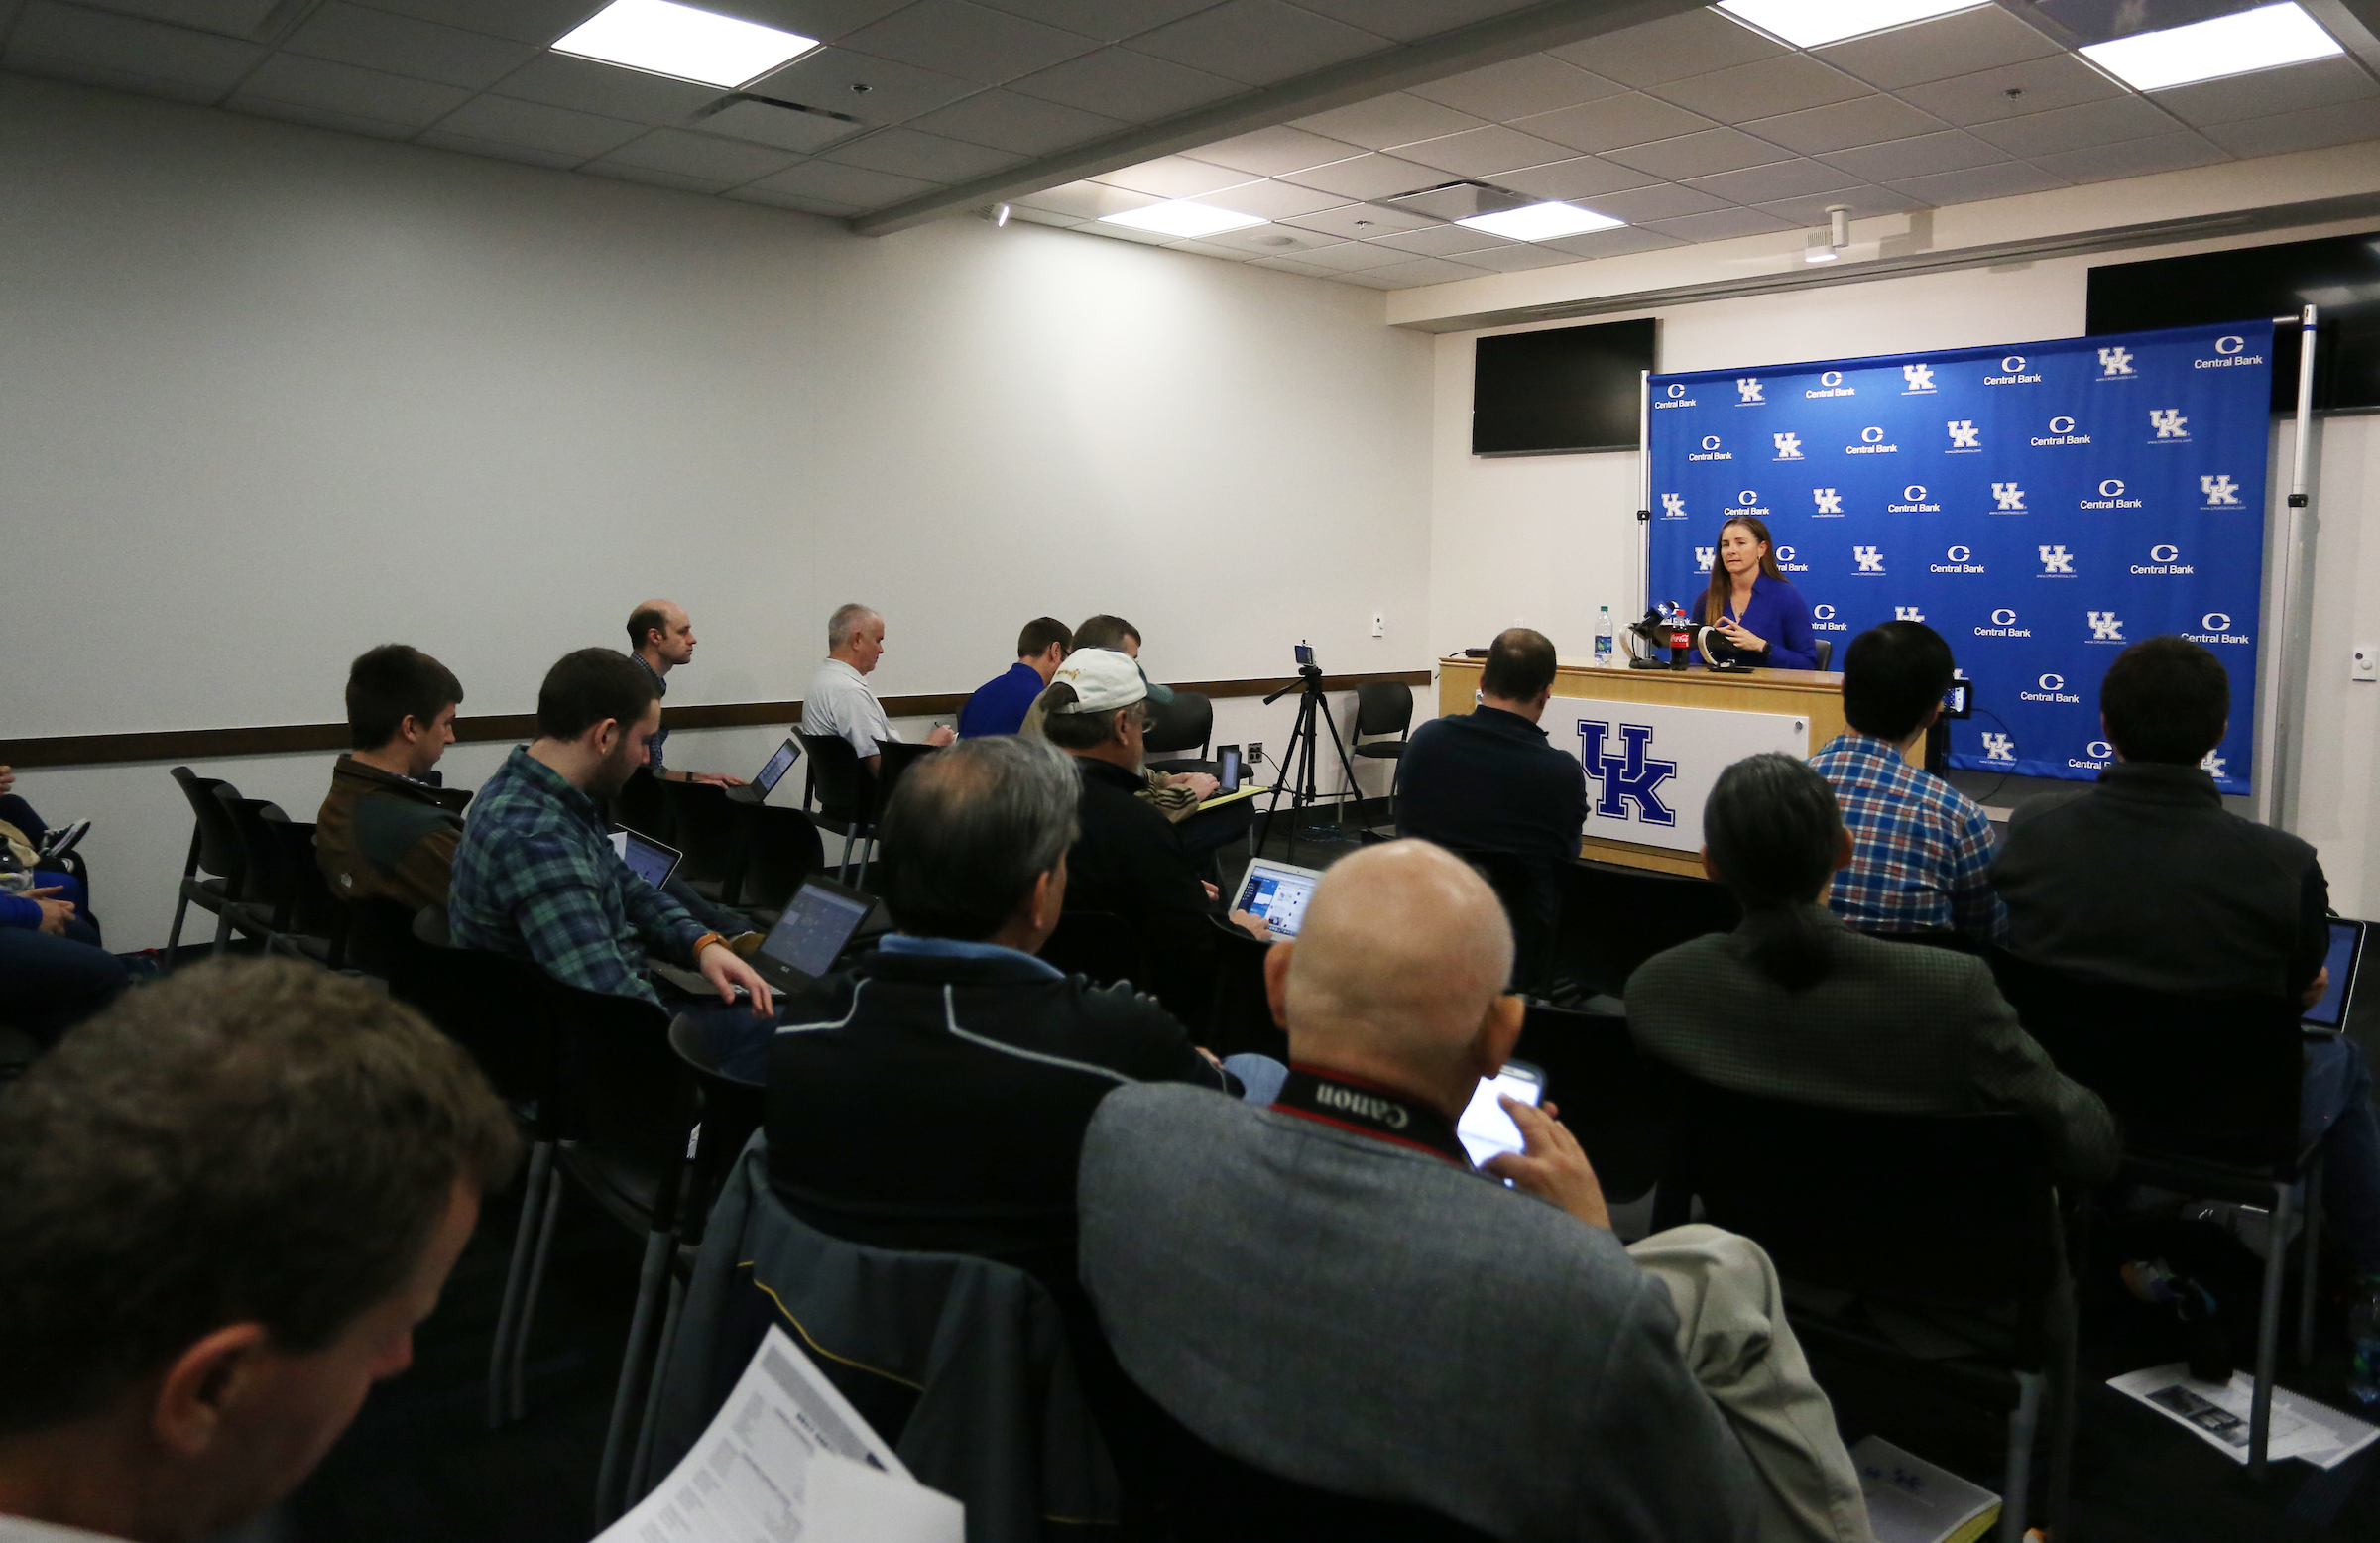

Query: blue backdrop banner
[1646,321,2272,793]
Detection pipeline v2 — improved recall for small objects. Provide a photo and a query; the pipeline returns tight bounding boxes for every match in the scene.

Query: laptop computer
[1232,857,1325,939]
[749,874,883,992]
[609,829,681,890]
[726,737,802,805]
[2303,917,2366,1033]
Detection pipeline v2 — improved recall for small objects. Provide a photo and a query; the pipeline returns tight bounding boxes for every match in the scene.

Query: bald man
[627,600,745,786]
[1079,841,1872,1543]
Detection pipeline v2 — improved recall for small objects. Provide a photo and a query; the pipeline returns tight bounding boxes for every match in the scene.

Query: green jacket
[315,755,470,912]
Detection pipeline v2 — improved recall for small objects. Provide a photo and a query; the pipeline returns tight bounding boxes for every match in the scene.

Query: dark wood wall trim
[0,669,1434,770]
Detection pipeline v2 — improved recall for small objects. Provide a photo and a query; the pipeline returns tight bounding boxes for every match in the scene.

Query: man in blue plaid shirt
[450,649,773,1013]
[1808,622,2006,946]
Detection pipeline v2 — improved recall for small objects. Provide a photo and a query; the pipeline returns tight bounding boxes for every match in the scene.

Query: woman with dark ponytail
[1625,754,2123,1184]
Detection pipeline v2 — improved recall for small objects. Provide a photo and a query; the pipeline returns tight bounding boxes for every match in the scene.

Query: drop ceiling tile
[1366,224,1514,257]
[1888,159,2069,203]
[1896,54,2125,127]
[1245,253,1344,278]
[1642,205,1797,241]
[351,0,633,47]
[430,92,647,159]
[1292,0,1544,44]
[1002,200,1085,226]
[906,88,1124,154]
[837,0,1096,85]
[1279,239,1412,271]
[416,129,585,170]
[1605,125,1787,178]
[2152,56,2380,128]
[1514,92,1715,154]
[973,0,1215,42]
[709,0,910,45]
[238,54,474,129]
[1394,124,1580,177]
[1363,254,1492,286]
[50,0,273,28]
[1755,185,1926,223]
[727,183,868,215]
[1685,156,1864,202]
[227,95,417,140]
[6,0,267,94]
[1813,7,2063,91]
[1276,200,1439,238]
[1131,0,1386,87]
[281,3,537,90]
[1584,181,1731,220]
[1326,268,1411,289]
[1550,9,1785,87]
[1011,178,1158,219]
[2203,95,2380,157]
[751,45,983,122]
[598,126,805,182]
[1188,178,1353,219]
[1292,92,1488,151]
[4,53,220,104]
[1406,54,1623,120]
[1494,153,1661,200]
[490,52,727,123]
[1539,224,1686,258]
[2027,129,2228,182]
[1276,151,1448,200]
[1742,93,1943,154]
[1819,128,2004,180]
[1652,54,1873,124]
[1092,154,1258,197]
[692,98,862,153]
[1183,221,1348,255]
[1161,237,1266,260]
[743,158,943,206]
[582,160,732,194]
[1008,45,1242,118]
[1184,124,1368,177]
[1971,95,2178,157]
[1460,241,1588,272]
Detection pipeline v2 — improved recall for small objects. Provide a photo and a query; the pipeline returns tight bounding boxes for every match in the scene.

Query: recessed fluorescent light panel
[1098,200,1267,238]
[1717,0,1988,49]
[1456,201,1624,241]
[2079,2,2341,90]
[552,0,818,89]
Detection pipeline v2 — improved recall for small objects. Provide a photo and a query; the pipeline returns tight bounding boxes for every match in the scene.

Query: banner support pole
[1636,370,1651,616]
[2258,306,2317,830]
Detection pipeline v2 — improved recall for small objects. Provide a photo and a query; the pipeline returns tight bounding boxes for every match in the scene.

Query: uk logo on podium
[1579,721,1677,827]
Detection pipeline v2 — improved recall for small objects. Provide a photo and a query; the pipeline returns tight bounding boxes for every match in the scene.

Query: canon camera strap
[1271,1064,1471,1169]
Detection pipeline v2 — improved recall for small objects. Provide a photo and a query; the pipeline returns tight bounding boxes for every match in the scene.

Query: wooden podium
[1436,654,1864,877]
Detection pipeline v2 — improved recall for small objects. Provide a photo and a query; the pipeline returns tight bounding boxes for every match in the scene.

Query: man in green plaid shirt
[450,649,772,1013]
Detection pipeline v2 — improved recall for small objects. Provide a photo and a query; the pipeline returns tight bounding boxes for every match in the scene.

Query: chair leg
[166,892,191,967]
[509,1158,567,1423]
[212,903,235,955]
[2045,1278,2080,1541]
[487,1140,555,1429]
[2300,1152,2326,1365]
[626,1272,689,1503]
[837,829,856,885]
[2000,1368,2042,1543]
[595,1227,677,1524]
[2249,1181,2294,1479]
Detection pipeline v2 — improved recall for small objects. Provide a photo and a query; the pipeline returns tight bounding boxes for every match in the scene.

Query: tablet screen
[1456,1065,1546,1168]
[2304,920,2361,1028]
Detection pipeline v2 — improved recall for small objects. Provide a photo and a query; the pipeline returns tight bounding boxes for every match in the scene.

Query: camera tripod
[1257,660,1367,864]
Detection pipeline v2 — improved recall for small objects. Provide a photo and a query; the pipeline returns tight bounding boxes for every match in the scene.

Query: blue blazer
[1692,572,1818,670]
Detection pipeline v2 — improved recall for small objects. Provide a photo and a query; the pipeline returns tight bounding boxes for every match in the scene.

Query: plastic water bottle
[2350,1291,2380,1405]
[1595,606,1614,667]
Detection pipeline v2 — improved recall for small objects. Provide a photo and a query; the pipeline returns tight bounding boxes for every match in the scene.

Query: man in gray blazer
[1080,840,1872,1543]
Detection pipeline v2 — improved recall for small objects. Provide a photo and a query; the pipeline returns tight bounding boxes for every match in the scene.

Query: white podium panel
[1548,696,1812,855]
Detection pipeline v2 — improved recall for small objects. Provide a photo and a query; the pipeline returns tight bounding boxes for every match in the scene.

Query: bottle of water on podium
[1595,606,1613,667]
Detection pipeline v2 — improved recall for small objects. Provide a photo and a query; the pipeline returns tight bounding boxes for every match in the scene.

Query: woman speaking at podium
[1692,514,1818,670]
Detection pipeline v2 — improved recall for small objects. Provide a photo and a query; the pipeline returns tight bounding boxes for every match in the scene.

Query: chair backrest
[1511,1005,1668,1203]
[170,766,246,886]
[212,787,295,925]
[1990,951,2303,1172]
[261,810,345,944]
[1448,846,1554,994]
[1353,681,1414,740]
[1554,860,1740,997]
[338,895,426,979]
[655,779,749,895]
[875,740,941,811]
[1202,919,1284,1061]
[668,1012,771,1246]
[737,806,826,912]
[1813,638,1835,672]
[1043,909,1148,993]
[1143,690,1213,756]
[610,766,671,843]
[796,732,877,822]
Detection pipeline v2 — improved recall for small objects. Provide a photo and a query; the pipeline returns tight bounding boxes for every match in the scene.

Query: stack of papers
[600,1326,962,1543]
[1850,1435,2000,1543]
[2108,1364,2380,1468]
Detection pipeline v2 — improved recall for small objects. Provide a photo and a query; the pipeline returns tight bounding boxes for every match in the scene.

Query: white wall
[1427,222,2380,915]
[0,75,1434,948]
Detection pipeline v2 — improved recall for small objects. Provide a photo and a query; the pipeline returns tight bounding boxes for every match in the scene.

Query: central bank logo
[1736,377,1765,403]
[2202,473,2240,506]
[1773,431,1803,459]
[1579,721,1677,827]
[2039,545,2075,574]
[1946,419,1980,448]
[2098,346,2135,377]
[1661,493,1687,518]
[1894,605,1926,621]
[2087,741,2116,761]
[2151,544,2181,563]
[1696,546,1716,572]
[2150,408,2189,439]
[1813,488,1844,515]
[2087,610,2125,641]
[1980,732,2016,762]
[1993,482,2027,511]
[1903,363,1936,392]
[1853,545,1885,573]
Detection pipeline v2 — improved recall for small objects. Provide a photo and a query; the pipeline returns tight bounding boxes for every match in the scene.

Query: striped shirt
[1810,732,2006,944]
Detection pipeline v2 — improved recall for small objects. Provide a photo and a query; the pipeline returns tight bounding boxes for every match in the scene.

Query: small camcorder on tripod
[1258,642,1365,862]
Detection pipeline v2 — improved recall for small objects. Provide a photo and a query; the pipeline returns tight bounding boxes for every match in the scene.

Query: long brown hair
[1699,514,1785,623]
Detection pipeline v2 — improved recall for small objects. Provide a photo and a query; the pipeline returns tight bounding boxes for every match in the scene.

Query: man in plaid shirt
[450,649,773,1013]
[1808,622,2006,946]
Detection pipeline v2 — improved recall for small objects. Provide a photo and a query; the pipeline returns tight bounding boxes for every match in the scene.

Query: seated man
[800,602,954,776]
[627,599,746,786]
[1630,755,2117,1185]
[449,648,771,1013]
[1394,627,1586,989]
[1038,651,1267,1022]
[770,734,1230,1293]
[1808,621,2004,945]
[316,644,471,911]
[0,957,518,1542]
[957,616,1070,739]
[1993,636,2378,1284]
[1081,840,1871,1543]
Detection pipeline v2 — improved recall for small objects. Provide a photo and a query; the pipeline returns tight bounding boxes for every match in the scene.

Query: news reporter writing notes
[1691,514,1818,669]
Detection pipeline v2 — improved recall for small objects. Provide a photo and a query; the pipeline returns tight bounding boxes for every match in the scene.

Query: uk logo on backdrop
[1994,482,2027,511]
[1903,364,1936,393]
[1813,488,1844,515]
[2039,545,2075,575]
[1947,419,1981,449]
[2098,346,2135,376]
[1736,378,1765,404]
[2087,611,2126,642]
[2150,409,2190,440]
[1579,722,1677,827]
[2202,473,2241,507]
[1774,431,1803,459]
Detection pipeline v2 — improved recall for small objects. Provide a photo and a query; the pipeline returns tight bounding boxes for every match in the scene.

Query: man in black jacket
[768,732,1232,1291]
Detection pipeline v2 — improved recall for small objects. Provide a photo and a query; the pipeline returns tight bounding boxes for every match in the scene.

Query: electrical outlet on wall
[1371,613,1385,637]
[1249,742,1264,765]
[2354,645,2378,682]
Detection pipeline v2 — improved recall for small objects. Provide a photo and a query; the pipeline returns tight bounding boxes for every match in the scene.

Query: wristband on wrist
[691,932,726,962]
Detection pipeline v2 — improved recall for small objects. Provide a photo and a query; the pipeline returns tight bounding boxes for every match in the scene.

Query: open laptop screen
[762,880,874,979]
[609,830,680,890]
[753,738,800,795]
[2304,918,2364,1029]
[1235,859,1322,938]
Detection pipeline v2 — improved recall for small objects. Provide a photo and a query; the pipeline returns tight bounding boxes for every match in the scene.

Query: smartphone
[1456,1059,1547,1169]
[1294,643,1315,667]
[1942,678,1973,719]
[1218,746,1243,792]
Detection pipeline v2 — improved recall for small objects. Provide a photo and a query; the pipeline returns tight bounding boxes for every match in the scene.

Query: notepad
[1850,1435,1999,1543]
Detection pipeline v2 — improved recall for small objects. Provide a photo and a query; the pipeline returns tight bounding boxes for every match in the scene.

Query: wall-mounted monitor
[2085,231,2380,414]
[1472,317,1656,455]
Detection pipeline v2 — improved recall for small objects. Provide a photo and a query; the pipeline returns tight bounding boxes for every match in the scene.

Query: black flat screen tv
[2085,231,2380,414]
[1473,317,1655,455]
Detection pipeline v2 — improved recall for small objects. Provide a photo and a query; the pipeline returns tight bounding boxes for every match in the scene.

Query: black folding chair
[654,778,748,903]
[797,732,880,884]
[333,894,426,979]
[1204,918,1284,1062]
[1144,690,1217,779]
[1348,681,1414,825]
[735,805,825,920]
[1043,909,1148,993]
[210,788,308,959]
[1551,859,1740,1002]
[1448,845,1556,998]
[258,808,346,964]
[166,767,265,964]
[1512,1004,1669,1205]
